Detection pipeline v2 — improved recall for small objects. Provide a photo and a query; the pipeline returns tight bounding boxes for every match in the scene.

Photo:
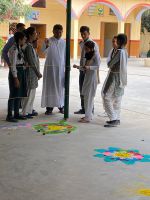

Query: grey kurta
[103,48,128,97]
[24,43,40,90]
[41,37,66,108]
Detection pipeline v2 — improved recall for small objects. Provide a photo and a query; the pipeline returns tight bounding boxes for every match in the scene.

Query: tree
[141,10,150,33]
[0,0,32,22]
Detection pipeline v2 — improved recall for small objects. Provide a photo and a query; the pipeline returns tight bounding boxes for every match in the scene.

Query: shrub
[0,37,5,55]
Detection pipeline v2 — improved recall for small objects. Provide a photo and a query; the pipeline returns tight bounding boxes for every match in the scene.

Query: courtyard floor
[0,59,150,200]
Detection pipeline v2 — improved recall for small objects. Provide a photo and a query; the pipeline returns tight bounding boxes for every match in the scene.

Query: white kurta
[41,37,66,108]
[102,48,128,121]
[81,53,101,120]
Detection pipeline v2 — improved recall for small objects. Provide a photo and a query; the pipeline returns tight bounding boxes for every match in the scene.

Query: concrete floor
[0,59,150,200]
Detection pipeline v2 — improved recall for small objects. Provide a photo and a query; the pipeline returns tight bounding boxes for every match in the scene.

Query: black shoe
[45,110,53,115]
[15,115,27,120]
[26,114,34,119]
[59,107,64,114]
[32,110,38,116]
[6,116,18,123]
[106,120,120,125]
[104,120,119,128]
[74,109,85,114]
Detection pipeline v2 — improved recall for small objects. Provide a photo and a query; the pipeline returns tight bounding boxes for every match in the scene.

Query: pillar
[129,20,141,57]
[100,22,105,57]
[118,21,125,34]
[19,17,25,23]
[125,23,131,55]
[73,19,79,60]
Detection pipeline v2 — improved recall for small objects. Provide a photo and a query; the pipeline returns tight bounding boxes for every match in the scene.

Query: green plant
[0,37,5,55]
[0,0,32,22]
[147,50,150,58]
[141,10,150,33]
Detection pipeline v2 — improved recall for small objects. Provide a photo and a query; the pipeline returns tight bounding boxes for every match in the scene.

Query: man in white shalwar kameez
[41,24,66,115]
[103,34,128,128]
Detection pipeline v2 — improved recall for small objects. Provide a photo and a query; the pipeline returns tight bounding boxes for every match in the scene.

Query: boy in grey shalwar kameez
[103,34,128,127]
[74,41,101,123]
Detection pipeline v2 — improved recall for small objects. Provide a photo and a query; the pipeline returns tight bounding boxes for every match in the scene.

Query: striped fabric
[24,43,40,90]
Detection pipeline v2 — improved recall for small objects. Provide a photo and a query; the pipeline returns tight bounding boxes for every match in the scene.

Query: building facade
[0,0,150,58]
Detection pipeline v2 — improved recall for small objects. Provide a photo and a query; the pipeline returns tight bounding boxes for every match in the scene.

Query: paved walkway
[0,59,150,200]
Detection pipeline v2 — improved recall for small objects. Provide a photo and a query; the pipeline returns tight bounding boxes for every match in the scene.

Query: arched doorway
[77,0,123,57]
[124,3,150,57]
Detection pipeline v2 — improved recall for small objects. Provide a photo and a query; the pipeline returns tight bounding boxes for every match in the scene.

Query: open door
[31,24,46,58]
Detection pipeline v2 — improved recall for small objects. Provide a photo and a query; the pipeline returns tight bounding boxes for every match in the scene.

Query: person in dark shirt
[2,23,25,67]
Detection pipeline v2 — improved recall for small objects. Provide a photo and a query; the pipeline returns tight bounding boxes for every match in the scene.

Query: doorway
[104,22,118,57]
[31,24,46,58]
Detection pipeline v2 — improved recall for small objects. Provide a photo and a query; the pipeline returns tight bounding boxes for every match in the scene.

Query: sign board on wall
[88,3,104,16]
[109,9,115,16]
[27,11,40,21]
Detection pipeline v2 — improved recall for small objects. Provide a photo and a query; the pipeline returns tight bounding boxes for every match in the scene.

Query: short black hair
[16,23,25,30]
[14,32,26,44]
[117,34,127,46]
[113,36,117,40]
[80,26,90,33]
[53,24,63,31]
[14,32,26,60]
[84,41,95,49]
[25,27,36,40]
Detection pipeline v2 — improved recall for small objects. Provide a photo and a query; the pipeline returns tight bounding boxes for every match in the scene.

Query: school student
[101,36,118,117]
[22,27,42,118]
[74,26,100,115]
[102,34,128,127]
[6,32,27,122]
[73,41,100,123]
[2,23,25,67]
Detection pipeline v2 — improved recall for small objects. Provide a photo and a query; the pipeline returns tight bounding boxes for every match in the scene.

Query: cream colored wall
[72,0,123,17]
[0,0,148,43]
[72,0,150,18]
[30,0,66,38]
[125,7,141,40]
[0,23,9,38]
[78,5,142,40]
[78,5,118,40]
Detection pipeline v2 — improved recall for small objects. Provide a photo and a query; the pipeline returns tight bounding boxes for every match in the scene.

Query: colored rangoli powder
[136,189,150,196]
[33,121,76,135]
[113,151,133,159]
[48,125,65,131]
[94,147,150,165]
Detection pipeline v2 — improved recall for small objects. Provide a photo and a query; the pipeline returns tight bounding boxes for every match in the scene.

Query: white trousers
[103,85,122,121]
[84,94,94,121]
[22,89,36,115]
